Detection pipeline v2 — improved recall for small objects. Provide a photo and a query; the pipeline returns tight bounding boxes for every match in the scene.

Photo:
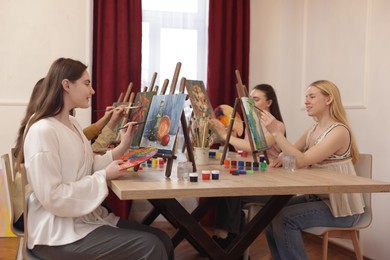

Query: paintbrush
[124,105,142,110]
[255,106,264,112]
[94,106,141,112]
[119,119,156,129]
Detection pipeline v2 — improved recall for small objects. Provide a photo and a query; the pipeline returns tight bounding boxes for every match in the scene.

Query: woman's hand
[106,105,127,130]
[260,110,283,136]
[105,160,127,181]
[210,118,227,140]
[269,152,284,168]
[119,122,138,147]
[101,106,115,123]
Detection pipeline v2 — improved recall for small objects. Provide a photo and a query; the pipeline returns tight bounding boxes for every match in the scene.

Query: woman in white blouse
[16,58,173,260]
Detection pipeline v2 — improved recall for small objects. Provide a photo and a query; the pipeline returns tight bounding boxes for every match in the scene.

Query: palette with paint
[118,147,158,170]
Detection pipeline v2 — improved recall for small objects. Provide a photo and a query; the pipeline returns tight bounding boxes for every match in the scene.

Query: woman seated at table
[211,83,285,166]
[15,58,173,259]
[210,84,286,247]
[12,79,126,231]
[260,80,364,260]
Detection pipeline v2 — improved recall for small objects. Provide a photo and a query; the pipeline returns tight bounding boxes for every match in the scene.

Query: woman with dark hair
[16,58,173,259]
[210,84,286,247]
[211,84,285,166]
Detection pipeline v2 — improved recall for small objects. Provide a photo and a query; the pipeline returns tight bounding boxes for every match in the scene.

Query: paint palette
[214,104,244,137]
[118,147,158,170]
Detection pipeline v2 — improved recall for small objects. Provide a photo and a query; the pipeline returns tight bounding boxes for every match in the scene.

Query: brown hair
[15,58,87,169]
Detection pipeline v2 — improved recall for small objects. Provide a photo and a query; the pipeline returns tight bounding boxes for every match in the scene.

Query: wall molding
[301,0,371,109]
[0,101,27,106]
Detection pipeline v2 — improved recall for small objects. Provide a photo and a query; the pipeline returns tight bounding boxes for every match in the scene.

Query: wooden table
[110,160,390,260]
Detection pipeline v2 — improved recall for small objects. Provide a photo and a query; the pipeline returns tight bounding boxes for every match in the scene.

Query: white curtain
[141,0,209,92]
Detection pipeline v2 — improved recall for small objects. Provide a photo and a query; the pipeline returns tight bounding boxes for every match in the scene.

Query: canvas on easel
[139,93,187,153]
[185,80,215,119]
[240,97,268,151]
[220,70,269,164]
[135,62,196,179]
[128,91,157,147]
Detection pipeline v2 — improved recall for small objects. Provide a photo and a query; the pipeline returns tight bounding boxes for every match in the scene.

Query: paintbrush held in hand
[119,119,157,129]
[94,106,142,112]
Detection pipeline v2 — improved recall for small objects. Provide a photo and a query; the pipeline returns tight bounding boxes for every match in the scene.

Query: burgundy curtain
[92,0,142,122]
[207,0,250,108]
[92,0,142,219]
[201,0,250,227]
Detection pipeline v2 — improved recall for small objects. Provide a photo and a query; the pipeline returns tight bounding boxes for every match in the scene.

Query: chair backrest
[353,153,373,229]
[1,153,24,237]
[11,147,17,179]
[20,164,41,259]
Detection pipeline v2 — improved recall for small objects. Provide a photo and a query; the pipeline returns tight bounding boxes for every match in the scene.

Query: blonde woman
[261,80,364,260]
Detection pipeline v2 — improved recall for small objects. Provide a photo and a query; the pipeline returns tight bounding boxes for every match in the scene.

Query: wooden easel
[149,62,196,177]
[220,70,269,164]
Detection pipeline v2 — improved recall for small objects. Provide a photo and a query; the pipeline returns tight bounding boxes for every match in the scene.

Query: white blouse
[24,116,119,249]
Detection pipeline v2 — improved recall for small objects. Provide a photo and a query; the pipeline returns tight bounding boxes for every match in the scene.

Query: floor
[1,222,358,260]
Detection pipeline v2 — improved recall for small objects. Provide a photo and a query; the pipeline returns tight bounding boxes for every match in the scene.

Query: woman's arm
[262,111,350,168]
[210,118,252,152]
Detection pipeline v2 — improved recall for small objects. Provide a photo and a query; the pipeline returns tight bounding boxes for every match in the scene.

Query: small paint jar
[208,151,216,159]
[224,159,230,168]
[252,162,259,171]
[246,170,254,174]
[245,161,252,171]
[241,151,248,157]
[147,159,152,168]
[260,155,267,172]
[211,170,220,180]
[230,167,238,174]
[230,160,237,168]
[201,170,211,180]
[189,173,198,182]
[215,151,221,160]
[239,170,246,175]
[238,161,245,170]
[232,170,240,175]
[152,158,158,168]
[158,159,165,168]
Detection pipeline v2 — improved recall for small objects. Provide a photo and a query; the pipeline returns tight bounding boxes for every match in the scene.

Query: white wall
[250,0,390,259]
[0,0,92,157]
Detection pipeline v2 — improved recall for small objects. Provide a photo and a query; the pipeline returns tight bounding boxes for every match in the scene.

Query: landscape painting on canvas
[128,91,156,147]
[240,97,268,151]
[139,94,186,153]
[185,80,215,118]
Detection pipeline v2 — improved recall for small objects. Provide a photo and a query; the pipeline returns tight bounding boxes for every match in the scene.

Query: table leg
[149,198,226,259]
[149,195,292,260]
[142,206,161,225]
[225,195,293,257]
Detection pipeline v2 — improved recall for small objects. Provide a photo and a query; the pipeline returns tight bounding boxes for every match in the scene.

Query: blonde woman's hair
[309,80,360,163]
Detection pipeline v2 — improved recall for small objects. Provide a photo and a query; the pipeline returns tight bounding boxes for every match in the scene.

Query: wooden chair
[2,153,24,259]
[20,164,41,259]
[303,153,373,260]
[2,153,40,259]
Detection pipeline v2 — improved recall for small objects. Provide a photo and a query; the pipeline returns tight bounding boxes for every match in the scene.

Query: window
[141,0,208,92]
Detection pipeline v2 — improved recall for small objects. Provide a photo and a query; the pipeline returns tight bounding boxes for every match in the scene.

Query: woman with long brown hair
[16,58,173,259]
